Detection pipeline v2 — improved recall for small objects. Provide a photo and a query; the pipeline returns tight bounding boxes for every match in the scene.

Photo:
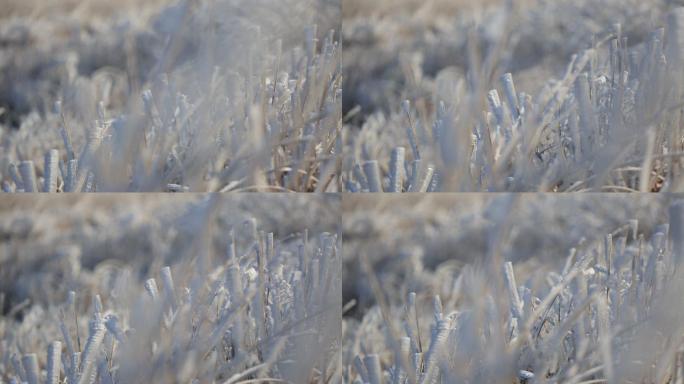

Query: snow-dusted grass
[343,194,684,383]
[342,0,684,192]
[1,0,341,192]
[0,194,341,383]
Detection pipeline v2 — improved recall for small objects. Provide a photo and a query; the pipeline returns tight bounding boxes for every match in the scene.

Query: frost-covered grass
[343,194,684,383]
[0,0,341,192]
[342,0,684,192]
[0,194,341,383]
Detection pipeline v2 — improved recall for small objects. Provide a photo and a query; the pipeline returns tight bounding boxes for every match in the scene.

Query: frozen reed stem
[19,161,38,192]
[226,265,242,299]
[59,318,75,364]
[501,73,519,121]
[21,353,40,384]
[363,160,383,192]
[406,291,421,352]
[227,228,237,260]
[226,265,244,350]
[671,202,684,267]
[420,318,450,384]
[503,261,524,328]
[10,354,25,382]
[389,147,406,192]
[568,110,582,162]
[44,149,60,192]
[160,266,177,311]
[402,100,420,161]
[47,341,62,384]
[64,159,77,192]
[596,295,614,383]
[667,9,684,81]
[364,354,383,384]
[78,313,106,384]
[144,278,159,300]
[640,129,656,192]
[8,162,23,190]
[487,89,505,128]
[393,337,411,384]
[407,160,421,192]
[418,166,435,193]
[353,163,369,191]
[93,295,103,314]
[354,356,369,383]
[74,125,104,192]
[69,352,80,384]
[413,352,423,382]
[574,73,596,156]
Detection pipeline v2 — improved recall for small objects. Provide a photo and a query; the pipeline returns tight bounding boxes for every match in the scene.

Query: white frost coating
[363,160,383,192]
[47,341,62,384]
[389,147,406,192]
[670,202,684,266]
[78,313,106,384]
[44,149,60,192]
[160,266,177,311]
[501,73,519,121]
[21,354,40,384]
[144,278,159,300]
[19,161,38,192]
[504,261,524,323]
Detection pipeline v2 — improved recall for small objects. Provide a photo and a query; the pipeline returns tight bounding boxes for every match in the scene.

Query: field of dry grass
[341,0,684,192]
[343,194,684,383]
[1,0,341,192]
[0,194,341,383]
